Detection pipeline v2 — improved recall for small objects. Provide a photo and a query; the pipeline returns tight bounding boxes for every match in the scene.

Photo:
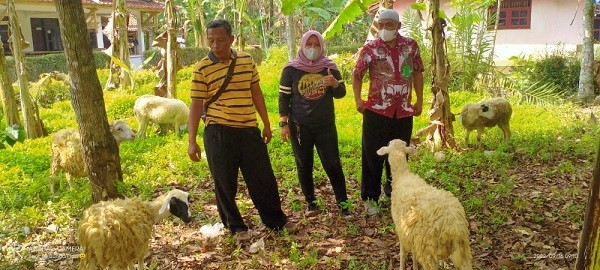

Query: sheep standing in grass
[377,139,472,270]
[459,97,512,147]
[50,120,135,193]
[77,189,192,270]
[133,95,189,138]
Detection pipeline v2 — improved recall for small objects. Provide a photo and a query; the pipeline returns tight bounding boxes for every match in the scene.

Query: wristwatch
[278,121,288,127]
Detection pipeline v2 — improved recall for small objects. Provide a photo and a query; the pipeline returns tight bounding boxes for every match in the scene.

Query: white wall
[393,0,584,62]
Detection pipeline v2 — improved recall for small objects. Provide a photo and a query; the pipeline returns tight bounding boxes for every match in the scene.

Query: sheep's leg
[464,130,471,146]
[499,123,511,142]
[137,119,148,138]
[66,174,74,190]
[476,128,484,148]
[174,122,180,137]
[136,257,145,270]
[399,245,406,270]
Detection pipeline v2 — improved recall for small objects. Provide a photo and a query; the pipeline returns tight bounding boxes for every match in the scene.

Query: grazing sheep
[77,189,192,270]
[50,120,135,193]
[459,97,512,147]
[377,139,472,270]
[133,95,189,138]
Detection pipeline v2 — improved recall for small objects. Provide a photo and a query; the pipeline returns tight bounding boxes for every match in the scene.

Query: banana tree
[0,38,19,127]
[182,0,207,47]
[413,0,456,150]
[8,0,44,139]
[105,0,131,91]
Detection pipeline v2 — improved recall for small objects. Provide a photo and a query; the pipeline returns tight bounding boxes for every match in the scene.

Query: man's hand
[355,99,365,113]
[280,126,290,142]
[263,127,272,144]
[188,141,202,162]
[412,100,423,116]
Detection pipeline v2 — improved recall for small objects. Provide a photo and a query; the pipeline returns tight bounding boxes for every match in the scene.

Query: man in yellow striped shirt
[187,19,295,239]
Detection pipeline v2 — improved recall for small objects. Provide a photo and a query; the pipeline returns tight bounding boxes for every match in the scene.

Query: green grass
[0,50,597,269]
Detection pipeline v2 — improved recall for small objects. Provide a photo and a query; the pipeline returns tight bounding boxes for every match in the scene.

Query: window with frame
[488,0,531,30]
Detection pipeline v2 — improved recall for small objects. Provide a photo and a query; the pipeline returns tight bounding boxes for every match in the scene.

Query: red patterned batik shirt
[352,34,424,119]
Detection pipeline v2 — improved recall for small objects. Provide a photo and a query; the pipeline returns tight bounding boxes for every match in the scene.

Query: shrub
[143,46,265,69]
[106,94,137,120]
[29,80,71,108]
[327,44,361,55]
[5,51,110,82]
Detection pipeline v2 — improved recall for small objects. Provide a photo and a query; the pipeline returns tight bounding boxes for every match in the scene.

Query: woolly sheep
[133,95,189,138]
[459,97,512,147]
[50,120,135,193]
[377,139,472,270]
[77,189,192,270]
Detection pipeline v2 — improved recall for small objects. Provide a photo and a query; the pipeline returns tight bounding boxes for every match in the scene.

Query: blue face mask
[303,47,321,61]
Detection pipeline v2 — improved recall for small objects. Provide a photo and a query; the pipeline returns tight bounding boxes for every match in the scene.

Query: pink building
[393,0,587,63]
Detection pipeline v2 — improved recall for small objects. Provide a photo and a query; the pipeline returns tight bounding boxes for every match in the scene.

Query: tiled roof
[17,0,164,11]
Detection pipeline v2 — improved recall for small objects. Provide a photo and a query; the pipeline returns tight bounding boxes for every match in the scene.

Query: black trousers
[289,121,348,205]
[361,110,413,202]
[203,124,287,233]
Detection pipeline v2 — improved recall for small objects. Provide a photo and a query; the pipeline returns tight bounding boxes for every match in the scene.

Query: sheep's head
[460,102,496,127]
[110,120,136,145]
[376,139,416,158]
[158,189,192,223]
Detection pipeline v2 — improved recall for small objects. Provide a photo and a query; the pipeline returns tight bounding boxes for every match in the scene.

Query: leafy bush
[5,51,110,82]
[331,52,357,85]
[0,125,25,150]
[143,46,265,70]
[29,80,71,108]
[327,44,361,55]
[105,94,138,120]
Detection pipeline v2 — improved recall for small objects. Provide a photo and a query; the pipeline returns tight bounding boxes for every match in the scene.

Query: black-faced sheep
[133,95,189,138]
[377,139,472,270]
[50,120,135,193]
[77,189,192,270]
[459,97,512,147]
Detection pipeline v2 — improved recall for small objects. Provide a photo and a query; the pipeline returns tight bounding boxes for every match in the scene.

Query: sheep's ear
[158,195,171,216]
[377,146,389,156]
[405,146,417,157]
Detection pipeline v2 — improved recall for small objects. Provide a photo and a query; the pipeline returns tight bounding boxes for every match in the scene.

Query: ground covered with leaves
[2,133,592,270]
[1,57,596,269]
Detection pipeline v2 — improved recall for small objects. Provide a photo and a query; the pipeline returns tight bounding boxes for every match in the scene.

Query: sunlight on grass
[0,48,597,269]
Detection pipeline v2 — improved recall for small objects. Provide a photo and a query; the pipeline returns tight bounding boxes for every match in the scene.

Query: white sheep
[133,95,189,138]
[377,139,472,270]
[77,189,192,270]
[459,97,512,147]
[50,120,135,193]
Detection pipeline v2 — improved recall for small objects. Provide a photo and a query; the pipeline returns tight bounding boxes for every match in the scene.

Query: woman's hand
[323,68,339,88]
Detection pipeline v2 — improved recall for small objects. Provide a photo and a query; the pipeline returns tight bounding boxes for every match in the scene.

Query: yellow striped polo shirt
[190,50,259,127]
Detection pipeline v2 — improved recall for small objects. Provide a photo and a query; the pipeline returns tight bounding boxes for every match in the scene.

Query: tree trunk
[578,0,595,103]
[8,0,43,139]
[576,136,600,269]
[0,39,20,126]
[285,12,295,61]
[165,0,178,98]
[105,0,131,91]
[55,0,123,203]
[414,0,456,150]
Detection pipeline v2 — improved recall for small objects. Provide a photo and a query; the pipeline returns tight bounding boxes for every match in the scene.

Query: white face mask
[378,29,397,42]
[303,47,321,61]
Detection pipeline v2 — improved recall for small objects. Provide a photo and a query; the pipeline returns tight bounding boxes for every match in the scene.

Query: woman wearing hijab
[278,30,350,216]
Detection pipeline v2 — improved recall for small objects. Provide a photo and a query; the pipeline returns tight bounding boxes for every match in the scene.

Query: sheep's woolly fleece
[378,139,472,269]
